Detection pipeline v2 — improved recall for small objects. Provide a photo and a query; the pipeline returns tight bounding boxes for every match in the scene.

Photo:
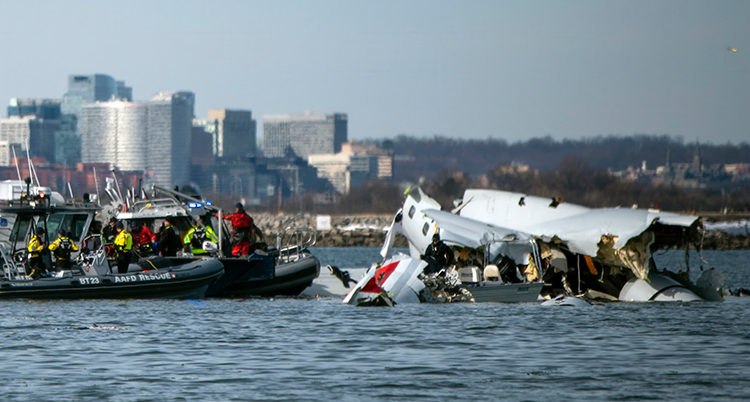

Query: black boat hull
[0,258,224,299]
[168,252,320,297]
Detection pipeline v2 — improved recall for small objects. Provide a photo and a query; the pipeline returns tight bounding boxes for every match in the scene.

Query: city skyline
[0,1,747,145]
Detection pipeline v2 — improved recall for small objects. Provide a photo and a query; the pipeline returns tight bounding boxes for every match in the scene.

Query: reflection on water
[0,248,747,401]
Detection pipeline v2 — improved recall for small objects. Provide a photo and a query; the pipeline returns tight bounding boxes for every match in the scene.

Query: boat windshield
[8,215,32,244]
[46,213,90,242]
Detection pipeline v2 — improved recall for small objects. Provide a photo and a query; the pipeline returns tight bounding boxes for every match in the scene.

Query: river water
[1,248,748,401]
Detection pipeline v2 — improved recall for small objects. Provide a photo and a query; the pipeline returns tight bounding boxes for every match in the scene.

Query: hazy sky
[0,0,747,144]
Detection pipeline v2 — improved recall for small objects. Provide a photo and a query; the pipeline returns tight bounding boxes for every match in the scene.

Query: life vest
[51,237,75,261]
[191,227,206,248]
[28,235,44,258]
[114,230,133,252]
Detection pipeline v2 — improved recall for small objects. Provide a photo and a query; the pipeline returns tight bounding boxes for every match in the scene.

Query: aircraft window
[408,206,416,219]
[422,222,429,236]
[407,186,421,203]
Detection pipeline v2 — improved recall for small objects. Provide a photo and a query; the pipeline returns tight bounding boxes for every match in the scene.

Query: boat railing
[76,234,111,275]
[0,241,30,281]
[130,198,185,213]
[276,226,316,263]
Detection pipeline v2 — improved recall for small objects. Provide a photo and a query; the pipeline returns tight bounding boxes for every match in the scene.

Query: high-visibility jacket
[183,225,218,254]
[114,230,133,252]
[28,235,44,258]
[49,236,79,261]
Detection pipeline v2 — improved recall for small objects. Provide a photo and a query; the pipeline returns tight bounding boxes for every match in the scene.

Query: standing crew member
[27,227,47,279]
[158,218,180,257]
[102,217,118,244]
[222,203,253,257]
[114,221,133,274]
[49,229,79,271]
[184,216,218,255]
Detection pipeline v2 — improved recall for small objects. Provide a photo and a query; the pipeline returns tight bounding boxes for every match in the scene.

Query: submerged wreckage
[344,187,724,306]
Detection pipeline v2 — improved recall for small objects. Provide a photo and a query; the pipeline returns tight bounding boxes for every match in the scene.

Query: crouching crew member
[420,233,454,274]
[222,203,254,257]
[49,229,79,271]
[114,221,133,274]
[27,227,47,279]
[184,216,218,255]
[131,221,155,256]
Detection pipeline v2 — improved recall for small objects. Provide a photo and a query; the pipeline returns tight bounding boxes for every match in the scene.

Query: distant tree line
[271,135,749,215]
[374,134,749,181]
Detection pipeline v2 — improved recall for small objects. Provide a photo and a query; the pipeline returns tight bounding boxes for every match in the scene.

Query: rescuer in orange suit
[222,203,254,257]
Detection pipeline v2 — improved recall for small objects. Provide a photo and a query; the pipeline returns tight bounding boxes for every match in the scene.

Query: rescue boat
[0,195,224,299]
[115,185,320,297]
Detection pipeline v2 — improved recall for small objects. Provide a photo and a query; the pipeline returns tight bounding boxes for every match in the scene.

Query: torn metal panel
[460,189,698,256]
[401,187,534,266]
[420,208,533,265]
[342,253,426,305]
[458,189,700,280]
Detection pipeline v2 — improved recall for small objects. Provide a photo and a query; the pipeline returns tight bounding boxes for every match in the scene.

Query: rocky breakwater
[251,213,748,250]
[252,213,408,248]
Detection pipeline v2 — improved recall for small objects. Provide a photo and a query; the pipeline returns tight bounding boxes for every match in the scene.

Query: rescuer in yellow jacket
[49,229,80,271]
[27,227,47,279]
[114,221,133,274]
[183,217,218,255]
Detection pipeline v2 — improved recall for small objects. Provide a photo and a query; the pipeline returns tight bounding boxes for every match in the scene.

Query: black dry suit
[50,236,78,270]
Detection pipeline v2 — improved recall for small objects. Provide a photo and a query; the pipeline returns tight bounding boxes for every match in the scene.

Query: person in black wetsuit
[49,229,79,271]
[102,217,118,245]
[420,233,454,274]
[158,218,180,257]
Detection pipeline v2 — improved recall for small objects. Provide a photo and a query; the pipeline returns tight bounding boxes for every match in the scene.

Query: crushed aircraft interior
[344,187,724,306]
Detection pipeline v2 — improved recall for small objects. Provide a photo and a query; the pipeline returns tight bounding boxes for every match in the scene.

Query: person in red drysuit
[130,221,156,256]
[222,203,254,257]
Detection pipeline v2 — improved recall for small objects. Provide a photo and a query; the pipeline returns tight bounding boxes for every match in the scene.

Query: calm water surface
[1,248,748,401]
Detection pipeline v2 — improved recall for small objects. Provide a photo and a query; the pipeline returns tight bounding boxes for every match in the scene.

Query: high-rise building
[307,153,371,194]
[0,116,59,165]
[116,81,133,102]
[340,141,394,180]
[263,113,347,159]
[61,74,124,116]
[206,109,257,159]
[147,91,194,188]
[79,101,148,171]
[58,74,132,164]
[0,141,16,166]
[8,98,61,120]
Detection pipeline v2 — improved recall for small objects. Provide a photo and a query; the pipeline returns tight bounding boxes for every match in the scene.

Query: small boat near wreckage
[0,180,223,299]
[114,185,320,297]
[345,186,725,306]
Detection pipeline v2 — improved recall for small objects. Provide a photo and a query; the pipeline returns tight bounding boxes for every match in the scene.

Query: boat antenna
[93,167,101,206]
[111,168,124,203]
[68,182,74,199]
[25,143,34,186]
[64,163,71,199]
[29,157,40,187]
[11,145,22,182]
[125,188,132,210]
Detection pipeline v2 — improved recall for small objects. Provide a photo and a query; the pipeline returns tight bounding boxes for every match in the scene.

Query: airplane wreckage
[343,187,725,306]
